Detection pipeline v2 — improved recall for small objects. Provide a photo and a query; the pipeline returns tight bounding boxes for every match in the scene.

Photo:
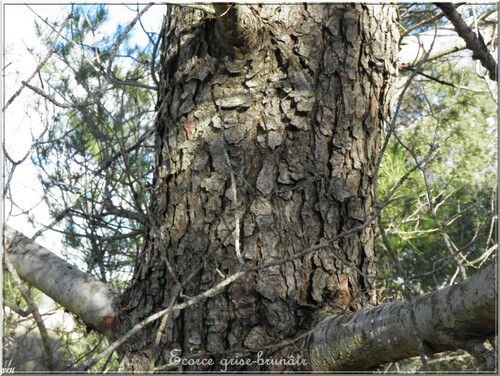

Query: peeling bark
[118,4,398,371]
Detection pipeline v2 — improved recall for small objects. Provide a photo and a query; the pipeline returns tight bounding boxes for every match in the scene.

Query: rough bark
[117,4,398,371]
[307,263,496,371]
[4,225,496,371]
[3,226,118,336]
[2,4,497,372]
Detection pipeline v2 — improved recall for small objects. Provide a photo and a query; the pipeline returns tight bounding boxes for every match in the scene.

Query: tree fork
[213,3,261,51]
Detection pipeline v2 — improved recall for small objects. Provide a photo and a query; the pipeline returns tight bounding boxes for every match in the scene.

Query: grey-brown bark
[117,4,399,371]
[4,3,496,372]
[3,226,118,336]
[307,263,496,371]
[4,224,496,371]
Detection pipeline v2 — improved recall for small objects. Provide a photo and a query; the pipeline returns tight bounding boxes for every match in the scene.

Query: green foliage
[4,4,161,371]
[377,60,497,297]
[32,4,157,284]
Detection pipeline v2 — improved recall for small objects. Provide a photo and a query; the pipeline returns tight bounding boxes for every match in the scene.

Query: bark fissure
[118,4,399,371]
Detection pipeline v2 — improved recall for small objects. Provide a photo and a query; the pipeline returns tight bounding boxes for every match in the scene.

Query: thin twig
[3,12,73,112]
[3,299,31,317]
[221,135,243,264]
[28,127,154,242]
[21,80,91,109]
[410,68,488,92]
[400,9,446,39]
[18,3,156,110]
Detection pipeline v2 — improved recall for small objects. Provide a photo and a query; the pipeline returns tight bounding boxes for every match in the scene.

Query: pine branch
[435,3,497,80]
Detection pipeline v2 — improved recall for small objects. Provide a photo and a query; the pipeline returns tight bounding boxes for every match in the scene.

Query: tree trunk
[118,4,399,371]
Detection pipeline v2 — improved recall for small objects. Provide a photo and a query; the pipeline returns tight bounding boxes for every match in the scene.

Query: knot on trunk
[214,4,262,53]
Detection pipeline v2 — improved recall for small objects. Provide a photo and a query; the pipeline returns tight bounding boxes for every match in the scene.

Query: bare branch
[400,9,447,39]
[21,80,92,109]
[307,264,496,371]
[3,299,31,317]
[17,3,156,110]
[29,127,153,242]
[2,12,73,112]
[435,3,497,80]
[399,19,496,71]
[4,225,118,337]
[410,68,489,92]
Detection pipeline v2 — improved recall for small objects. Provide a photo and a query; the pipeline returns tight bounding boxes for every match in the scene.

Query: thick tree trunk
[118,4,398,371]
[4,226,495,371]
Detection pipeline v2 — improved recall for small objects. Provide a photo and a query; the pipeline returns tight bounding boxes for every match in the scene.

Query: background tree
[3,2,497,372]
[377,60,496,293]
[3,4,159,371]
[31,4,156,285]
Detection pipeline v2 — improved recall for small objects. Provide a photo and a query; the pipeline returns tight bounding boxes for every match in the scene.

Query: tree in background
[3,3,497,372]
[23,5,156,284]
[3,4,158,371]
[378,60,497,291]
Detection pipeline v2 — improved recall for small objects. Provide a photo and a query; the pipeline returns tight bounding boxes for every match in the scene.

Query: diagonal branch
[4,225,118,336]
[435,3,497,80]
